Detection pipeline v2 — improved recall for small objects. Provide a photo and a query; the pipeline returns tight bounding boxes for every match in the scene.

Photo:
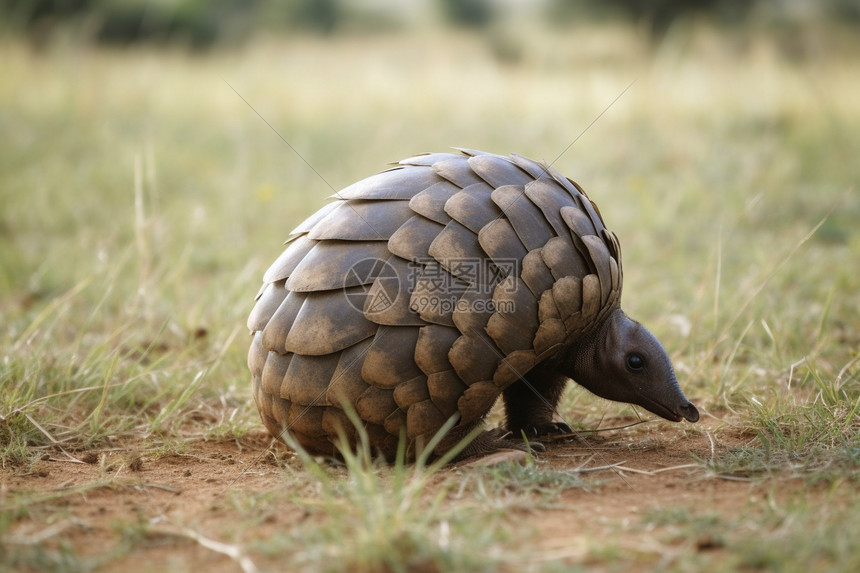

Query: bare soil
[0,416,830,571]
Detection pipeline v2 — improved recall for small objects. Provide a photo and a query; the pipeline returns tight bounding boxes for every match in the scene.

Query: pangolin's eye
[626,353,646,372]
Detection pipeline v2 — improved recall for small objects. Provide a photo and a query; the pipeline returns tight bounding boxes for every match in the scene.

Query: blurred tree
[549,0,756,36]
[0,0,346,46]
[288,0,340,34]
[3,0,857,48]
[4,0,90,23]
[827,0,860,23]
[2,0,91,47]
[437,0,494,29]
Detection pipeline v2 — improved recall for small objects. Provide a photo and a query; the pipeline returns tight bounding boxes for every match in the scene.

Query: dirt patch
[0,416,834,571]
[2,432,288,572]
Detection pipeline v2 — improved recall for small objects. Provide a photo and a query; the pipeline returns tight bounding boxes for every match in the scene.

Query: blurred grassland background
[2,0,860,571]
[1,0,860,506]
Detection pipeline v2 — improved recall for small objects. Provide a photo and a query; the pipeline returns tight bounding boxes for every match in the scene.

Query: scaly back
[247,149,623,458]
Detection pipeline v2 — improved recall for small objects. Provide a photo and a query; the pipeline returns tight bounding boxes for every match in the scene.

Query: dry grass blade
[693,209,835,385]
[154,524,259,573]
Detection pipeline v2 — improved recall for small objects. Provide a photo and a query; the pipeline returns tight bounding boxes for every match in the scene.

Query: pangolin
[247,149,699,460]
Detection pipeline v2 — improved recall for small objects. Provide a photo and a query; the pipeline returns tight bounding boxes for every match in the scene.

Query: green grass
[1,19,859,572]
[641,493,860,572]
[245,418,513,573]
[701,390,860,482]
